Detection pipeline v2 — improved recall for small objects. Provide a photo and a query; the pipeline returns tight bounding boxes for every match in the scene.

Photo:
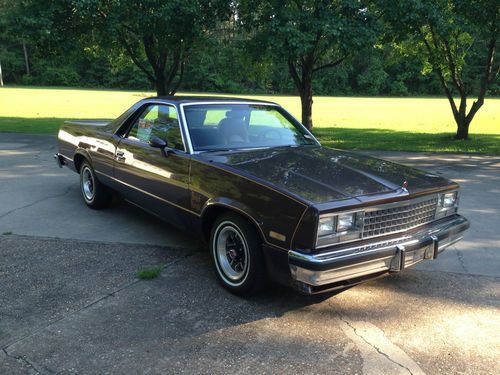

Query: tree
[79,0,229,96]
[239,0,377,129]
[0,0,85,85]
[375,0,499,140]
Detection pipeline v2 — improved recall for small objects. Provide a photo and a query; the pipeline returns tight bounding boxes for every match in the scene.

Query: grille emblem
[402,180,409,192]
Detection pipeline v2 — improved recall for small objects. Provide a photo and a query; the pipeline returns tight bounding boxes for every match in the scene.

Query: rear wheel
[79,161,112,209]
[210,213,267,296]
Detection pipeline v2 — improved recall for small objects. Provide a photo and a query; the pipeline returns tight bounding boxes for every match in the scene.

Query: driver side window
[127,104,184,151]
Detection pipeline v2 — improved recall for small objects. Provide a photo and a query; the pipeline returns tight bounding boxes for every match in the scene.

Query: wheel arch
[73,149,92,173]
[200,200,266,244]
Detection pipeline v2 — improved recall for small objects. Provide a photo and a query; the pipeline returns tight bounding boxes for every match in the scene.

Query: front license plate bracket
[390,237,438,272]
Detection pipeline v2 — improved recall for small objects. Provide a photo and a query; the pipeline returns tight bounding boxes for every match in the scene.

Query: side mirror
[149,136,167,149]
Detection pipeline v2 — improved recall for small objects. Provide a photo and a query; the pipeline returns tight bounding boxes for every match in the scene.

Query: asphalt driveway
[1,134,499,374]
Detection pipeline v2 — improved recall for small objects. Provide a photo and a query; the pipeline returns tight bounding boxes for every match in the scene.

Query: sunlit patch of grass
[0,117,67,134]
[137,263,165,280]
[1,86,498,153]
[314,128,500,155]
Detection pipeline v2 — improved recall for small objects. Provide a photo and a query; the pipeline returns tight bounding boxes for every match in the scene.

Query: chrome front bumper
[289,215,469,291]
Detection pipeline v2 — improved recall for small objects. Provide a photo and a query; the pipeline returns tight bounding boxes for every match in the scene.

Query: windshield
[183,104,318,151]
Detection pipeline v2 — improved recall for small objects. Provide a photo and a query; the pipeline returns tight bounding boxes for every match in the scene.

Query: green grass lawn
[1,86,499,154]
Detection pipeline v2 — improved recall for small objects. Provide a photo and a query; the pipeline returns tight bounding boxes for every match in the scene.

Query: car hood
[201,146,455,204]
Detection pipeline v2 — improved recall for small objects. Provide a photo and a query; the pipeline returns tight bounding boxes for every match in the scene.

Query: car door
[113,103,192,228]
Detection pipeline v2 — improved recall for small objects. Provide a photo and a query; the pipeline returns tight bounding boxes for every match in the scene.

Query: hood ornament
[401,180,409,193]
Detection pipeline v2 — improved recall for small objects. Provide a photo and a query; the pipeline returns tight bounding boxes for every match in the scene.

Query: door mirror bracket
[149,135,173,157]
[149,135,167,149]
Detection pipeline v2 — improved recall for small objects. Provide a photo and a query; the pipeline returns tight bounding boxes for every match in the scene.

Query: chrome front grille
[362,196,438,239]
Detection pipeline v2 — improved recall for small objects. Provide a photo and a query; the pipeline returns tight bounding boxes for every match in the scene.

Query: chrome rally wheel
[213,222,250,286]
[210,213,267,296]
[79,160,112,209]
[81,166,95,202]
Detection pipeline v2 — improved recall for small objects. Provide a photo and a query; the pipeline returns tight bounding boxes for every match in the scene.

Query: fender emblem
[269,231,286,242]
[402,180,409,192]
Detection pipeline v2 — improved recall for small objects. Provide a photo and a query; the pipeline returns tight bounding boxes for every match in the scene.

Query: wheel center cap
[228,249,237,260]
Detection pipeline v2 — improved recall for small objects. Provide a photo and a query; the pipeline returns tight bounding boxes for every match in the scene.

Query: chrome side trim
[54,153,73,167]
[94,170,200,216]
[56,153,73,163]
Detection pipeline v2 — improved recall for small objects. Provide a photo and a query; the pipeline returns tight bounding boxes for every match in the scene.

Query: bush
[28,61,81,86]
[387,80,409,96]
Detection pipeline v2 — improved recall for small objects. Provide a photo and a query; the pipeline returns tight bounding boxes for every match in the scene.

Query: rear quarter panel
[57,122,118,178]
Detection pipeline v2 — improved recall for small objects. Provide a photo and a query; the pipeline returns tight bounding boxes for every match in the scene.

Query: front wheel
[210,213,267,296]
[79,161,112,209]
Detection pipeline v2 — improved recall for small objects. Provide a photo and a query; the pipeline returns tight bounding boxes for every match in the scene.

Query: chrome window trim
[278,106,321,146]
[180,101,280,107]
[179,101,321,154]
[120,101,189,154]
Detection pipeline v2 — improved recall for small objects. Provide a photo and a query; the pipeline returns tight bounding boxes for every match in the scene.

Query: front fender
[200,197,266,242]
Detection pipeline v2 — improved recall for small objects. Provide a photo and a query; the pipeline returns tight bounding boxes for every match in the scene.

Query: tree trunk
[155,79,167,96]
[455,115,470,140]
[0,60,3,86]
[288,60,315,130]
[300,70,314,130]
[300,91,313,130]
[454,95,469,140]
[22,41,30,76]
[155,69,167,96]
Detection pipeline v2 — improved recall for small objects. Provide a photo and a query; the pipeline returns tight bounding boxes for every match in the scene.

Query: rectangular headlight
[318,216,335,237]
[337,213,356,232]
[436,191,459,219]
[316,211,364,248]
[441,192,458,208]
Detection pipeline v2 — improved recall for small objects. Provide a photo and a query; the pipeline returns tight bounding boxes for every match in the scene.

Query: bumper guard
[289,215,469,291]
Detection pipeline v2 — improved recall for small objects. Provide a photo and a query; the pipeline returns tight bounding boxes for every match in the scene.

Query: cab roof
[141,96,278,105]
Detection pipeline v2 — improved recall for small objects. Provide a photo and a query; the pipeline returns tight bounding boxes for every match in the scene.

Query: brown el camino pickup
[55,97,469,295]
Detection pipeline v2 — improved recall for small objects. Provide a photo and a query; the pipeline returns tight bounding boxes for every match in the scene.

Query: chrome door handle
[115,151,125,162]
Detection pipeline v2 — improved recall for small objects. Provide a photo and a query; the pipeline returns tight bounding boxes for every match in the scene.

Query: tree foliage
[375,0,499,139]
[0,0,497,139]
[238,0,377,129]
[76,0,230,96]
